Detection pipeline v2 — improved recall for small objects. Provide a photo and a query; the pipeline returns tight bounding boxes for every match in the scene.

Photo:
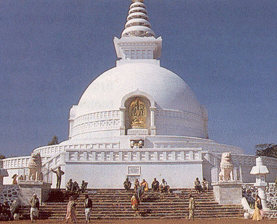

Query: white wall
[64,162,203,189]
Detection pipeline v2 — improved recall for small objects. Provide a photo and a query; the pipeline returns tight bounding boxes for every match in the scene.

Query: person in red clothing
[131,194,140,216]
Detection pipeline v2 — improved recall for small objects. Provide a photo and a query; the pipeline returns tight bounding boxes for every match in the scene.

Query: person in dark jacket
[84,194,92,223]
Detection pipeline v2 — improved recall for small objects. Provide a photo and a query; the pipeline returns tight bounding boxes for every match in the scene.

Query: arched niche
[120,89,156,135]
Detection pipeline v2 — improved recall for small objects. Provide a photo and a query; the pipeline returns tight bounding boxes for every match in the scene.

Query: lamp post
[250,157,270,211]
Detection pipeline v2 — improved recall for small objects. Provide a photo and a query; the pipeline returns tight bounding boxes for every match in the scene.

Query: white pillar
[257,186,268,211]
[119,107,126,135]
[150,107,156,135]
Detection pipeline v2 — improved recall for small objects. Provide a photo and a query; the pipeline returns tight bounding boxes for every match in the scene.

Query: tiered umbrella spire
[121,0,155,37]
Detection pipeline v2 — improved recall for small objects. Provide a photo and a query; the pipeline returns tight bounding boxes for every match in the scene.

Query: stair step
[17,188,244,220]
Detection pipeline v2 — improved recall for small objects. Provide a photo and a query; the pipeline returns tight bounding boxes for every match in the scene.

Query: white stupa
[2,0,277,188]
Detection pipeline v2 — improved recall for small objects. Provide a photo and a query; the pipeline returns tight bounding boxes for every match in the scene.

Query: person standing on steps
[131,193,140,217]
[51,166,65,189]
[134,179,140,193]
[188,194,195,220]
[65,196,77,223]
[30,194,40,222]
[84,194,93,223]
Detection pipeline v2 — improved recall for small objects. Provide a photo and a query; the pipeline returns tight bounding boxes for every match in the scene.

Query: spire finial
[121,0,154,37]
[113,0,162,61]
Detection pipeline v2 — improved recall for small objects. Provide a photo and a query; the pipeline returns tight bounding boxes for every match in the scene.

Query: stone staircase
[19,189,244,220]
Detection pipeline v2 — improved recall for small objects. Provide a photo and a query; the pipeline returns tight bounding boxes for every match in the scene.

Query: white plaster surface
[213,182,242,205]
[64,162,203,189]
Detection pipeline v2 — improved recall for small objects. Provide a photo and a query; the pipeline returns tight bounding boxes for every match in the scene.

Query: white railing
[2,156,30,169]
[208,153,257,167]
[202,153,277,170]
[38,148,202,185]
[40,151,66,184]
[2,147,203,182]
[33,142,120,157]
[154,141,243,154]
[65,147,203,163]
[202,152,221,167]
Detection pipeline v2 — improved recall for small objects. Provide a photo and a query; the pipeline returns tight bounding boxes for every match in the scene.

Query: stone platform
[212,181,242,205]
[18,181,51,205]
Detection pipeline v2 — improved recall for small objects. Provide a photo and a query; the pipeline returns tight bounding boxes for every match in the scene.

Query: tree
[0,154,5,159]
[48,135,59,146]
[255,143,277,158]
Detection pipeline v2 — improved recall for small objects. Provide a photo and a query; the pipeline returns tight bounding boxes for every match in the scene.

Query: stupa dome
[77,63,201,116]
[68,0,208,140]
[68,61,208,140]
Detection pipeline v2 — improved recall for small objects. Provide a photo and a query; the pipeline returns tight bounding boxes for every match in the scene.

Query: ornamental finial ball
[132,0,144,3]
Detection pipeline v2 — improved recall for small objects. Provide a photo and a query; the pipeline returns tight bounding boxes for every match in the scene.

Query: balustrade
[64,148,203,163]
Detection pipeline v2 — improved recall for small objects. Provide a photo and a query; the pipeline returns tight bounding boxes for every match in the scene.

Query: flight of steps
[19,189,244,220]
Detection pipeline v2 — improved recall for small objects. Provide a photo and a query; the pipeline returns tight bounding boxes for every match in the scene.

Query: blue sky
[0,0,276,157]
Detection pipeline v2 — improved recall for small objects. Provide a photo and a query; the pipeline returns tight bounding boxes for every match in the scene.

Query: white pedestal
[18,181,51,205]
[212,181,242,205]
[127,128,148,135]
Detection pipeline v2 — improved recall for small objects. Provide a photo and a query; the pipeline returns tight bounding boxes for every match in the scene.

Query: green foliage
[48,135,59,146]
[255,143,277,158]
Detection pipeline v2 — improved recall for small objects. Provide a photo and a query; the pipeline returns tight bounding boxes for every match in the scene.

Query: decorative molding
[3,156,30,169]
[72,119,120,137]
[127,129,148,135]
[65,148,202,163]
[120,89,155,108]
[155,109,207,137]
[71,110,121,137]
[208,153,277,168]
[154,141,243,154]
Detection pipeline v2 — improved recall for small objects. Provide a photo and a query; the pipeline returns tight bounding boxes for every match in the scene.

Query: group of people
[65,195,93,223]
[124,177,170,194]
[0,201,18,221]
[194,177,209,194]
[0,201,11,221]
[0,200,20,221]
[66,179,88,194]
[125,177,171,217]
[28,194,93,223]
[131,187,196,220]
